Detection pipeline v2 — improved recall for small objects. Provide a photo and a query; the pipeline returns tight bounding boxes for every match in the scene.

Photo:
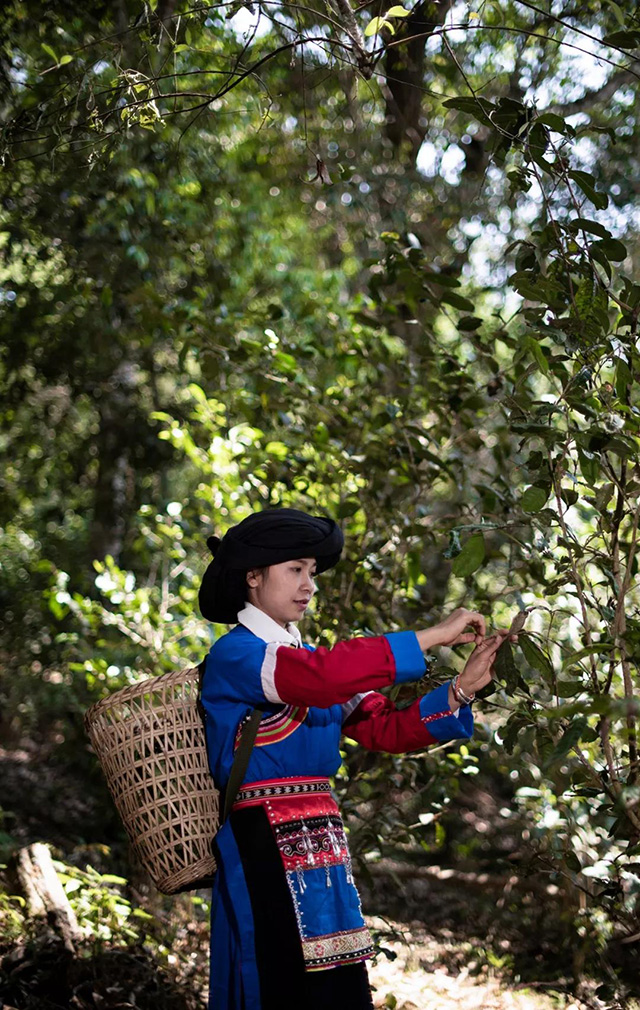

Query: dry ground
[366,915,585,1010]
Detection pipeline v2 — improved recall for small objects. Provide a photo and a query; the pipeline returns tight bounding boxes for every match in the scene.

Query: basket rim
[156,853,217,894]
[84,664,202,729]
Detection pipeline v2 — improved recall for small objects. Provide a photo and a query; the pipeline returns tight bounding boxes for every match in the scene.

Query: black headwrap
[198,507,344,623]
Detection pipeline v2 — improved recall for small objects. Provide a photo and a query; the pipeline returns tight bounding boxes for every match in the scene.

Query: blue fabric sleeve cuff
[419,681,474,741]
[384,630,427,684]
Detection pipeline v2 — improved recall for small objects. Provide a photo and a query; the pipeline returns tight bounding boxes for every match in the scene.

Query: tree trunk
[383,0,455,165]
[14,842,82,952]
[89,360,138,563]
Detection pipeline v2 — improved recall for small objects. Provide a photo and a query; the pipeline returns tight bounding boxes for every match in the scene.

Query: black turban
[198,508,344,623]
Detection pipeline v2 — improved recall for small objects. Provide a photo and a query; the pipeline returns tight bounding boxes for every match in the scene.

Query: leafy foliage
[2,0,640,998]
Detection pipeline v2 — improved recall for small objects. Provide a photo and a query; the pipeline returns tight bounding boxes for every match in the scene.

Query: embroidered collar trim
[237,602,302,648]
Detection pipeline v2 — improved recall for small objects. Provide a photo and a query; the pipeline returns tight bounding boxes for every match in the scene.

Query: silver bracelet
[451,674,475,706]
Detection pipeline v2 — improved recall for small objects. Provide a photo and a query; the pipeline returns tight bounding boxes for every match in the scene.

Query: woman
[199,507,516,1010]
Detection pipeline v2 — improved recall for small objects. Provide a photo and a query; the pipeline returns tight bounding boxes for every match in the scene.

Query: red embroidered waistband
[232,776,332,810]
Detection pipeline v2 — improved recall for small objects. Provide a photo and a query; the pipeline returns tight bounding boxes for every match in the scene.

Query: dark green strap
[197,660,263,825]
[222,708,263,823]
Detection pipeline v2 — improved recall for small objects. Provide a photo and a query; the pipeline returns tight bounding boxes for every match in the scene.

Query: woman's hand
[456,630,515,698]
[428,608,487,648]
[416,611,522,654]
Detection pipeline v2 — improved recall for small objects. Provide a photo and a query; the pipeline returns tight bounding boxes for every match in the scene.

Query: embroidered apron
[232,776,374,971]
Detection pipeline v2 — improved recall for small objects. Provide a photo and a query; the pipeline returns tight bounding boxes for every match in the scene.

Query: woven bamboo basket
[84,666,219,894]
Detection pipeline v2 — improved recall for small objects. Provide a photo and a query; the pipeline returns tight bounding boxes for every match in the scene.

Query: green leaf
[100,873,128,885]
[615,357,632,400]
[603,0,626,26]
[607,436,637,459]
[503,714,528,754]
[577,448,600,487]
[41,43,58,62]
[451,532,485,577]
[188,383,208,404]
[560,487,579,506]
[519,633,554,679]
[525,335,549,374]
[507,168,532,193]
[386,5,411,15]
[132,908,154,919]
[441,96,495,125]
[442,97,472,110]
[509,270,546,302]
[460,393,486,410]
[569,218,611,239]
[536,112,574,137]
[457,316,483,331]
[569,171,609,210]
[520,484,549,512]
[525,450,544,472]
[59,54,74,66]
[561,642,615,670]
[554,679,586,697]
[423,270,461,288]
[589,244,613,281]
[440,290,475,313]
[442,97,495,113]
[337,498,361,519]
[603,30,640,48]
[591,238,627,262]
[365,16,386,35]
[493,638,518,690]
[545,717,588,768]
[572,278,609,334]
[593,483,615,514]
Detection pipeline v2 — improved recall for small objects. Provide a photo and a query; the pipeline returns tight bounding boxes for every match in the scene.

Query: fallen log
[14,842,81,952]
[363,859,509,889]
[362,859,571,901]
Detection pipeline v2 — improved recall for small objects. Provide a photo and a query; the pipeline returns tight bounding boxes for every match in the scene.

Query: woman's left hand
[455,628,520,699]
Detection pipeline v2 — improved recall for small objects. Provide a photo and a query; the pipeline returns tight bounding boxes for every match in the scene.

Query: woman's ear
[246,569,260,589]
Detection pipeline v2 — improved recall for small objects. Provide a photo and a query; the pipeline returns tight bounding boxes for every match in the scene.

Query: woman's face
[246,558,317,627]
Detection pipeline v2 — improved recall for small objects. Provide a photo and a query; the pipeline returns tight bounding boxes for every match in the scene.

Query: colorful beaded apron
[232,776,374,971]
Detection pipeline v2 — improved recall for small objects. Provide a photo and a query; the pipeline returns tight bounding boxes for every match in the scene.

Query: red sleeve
[341,692,437,753]
[264,637,398,707]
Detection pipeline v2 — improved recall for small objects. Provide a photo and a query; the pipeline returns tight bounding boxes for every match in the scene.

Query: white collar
[236,602,302,648]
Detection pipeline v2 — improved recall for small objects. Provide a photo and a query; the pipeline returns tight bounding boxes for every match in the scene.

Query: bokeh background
[1,2,640,1007]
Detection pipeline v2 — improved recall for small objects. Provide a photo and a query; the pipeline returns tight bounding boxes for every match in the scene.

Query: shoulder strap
[197,660,263,825]
[222,709,263,823]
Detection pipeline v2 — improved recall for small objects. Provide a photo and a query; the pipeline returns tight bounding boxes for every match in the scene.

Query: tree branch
[325,0,373,76]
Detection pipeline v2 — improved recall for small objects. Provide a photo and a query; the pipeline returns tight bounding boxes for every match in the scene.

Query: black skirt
[229,806,374,1010]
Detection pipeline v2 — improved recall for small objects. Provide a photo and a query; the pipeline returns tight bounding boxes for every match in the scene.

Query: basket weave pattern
[84,666,219,894]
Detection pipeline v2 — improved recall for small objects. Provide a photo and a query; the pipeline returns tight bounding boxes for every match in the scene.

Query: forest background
[1,0,640,1007]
